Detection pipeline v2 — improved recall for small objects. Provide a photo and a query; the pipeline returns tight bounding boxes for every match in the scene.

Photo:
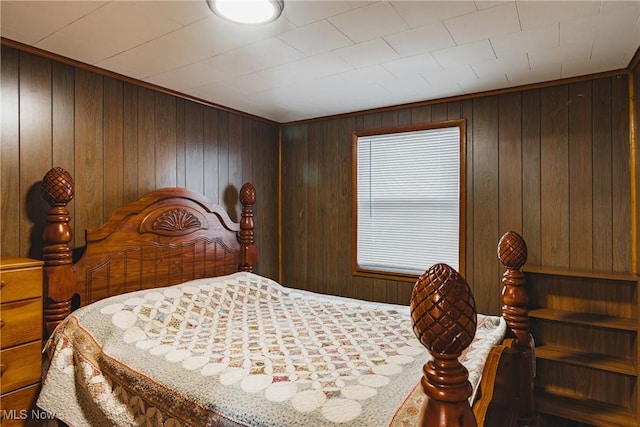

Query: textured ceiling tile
[36,2,182,63]
[381,53,442,78]
[471,53,530,81]
[516,0,601,30]
[0,0,105,44]
[238,37,305,68]
[328,2,409,43]
[277,20,353,55]
[527,41,592,76]
[334,38,400,69]
[384,23,456,57]
[491,23,558,58]
[431,40,497,67]
[146,61,221,92]
[444,2,521,45]
[281,1,355,26]
[390,1,477,28]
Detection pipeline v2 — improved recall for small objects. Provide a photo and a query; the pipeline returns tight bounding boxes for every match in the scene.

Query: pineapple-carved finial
[498,231,528,270]
[410,263,477,427]
[497,231,529,345]
[41,167,74,267]
[240,182,256,206]
[42,167,74,206]
[411,263,477,354]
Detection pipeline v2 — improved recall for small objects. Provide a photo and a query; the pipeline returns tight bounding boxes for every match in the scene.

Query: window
[352,120,465,280]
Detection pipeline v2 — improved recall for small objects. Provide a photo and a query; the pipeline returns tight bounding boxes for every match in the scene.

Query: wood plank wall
[281,74,631,315]
[1,42,634,315]
[635,62,640,274]
[0,45,280,279]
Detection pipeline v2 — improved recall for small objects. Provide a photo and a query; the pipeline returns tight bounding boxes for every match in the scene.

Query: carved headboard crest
[154,208,202,231]
[140,206,208,236]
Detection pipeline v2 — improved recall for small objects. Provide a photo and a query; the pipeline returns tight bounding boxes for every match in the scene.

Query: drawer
[1,298,42,348]
[0,341,42,394]
[0,268,42,303]
[0,383,41,426]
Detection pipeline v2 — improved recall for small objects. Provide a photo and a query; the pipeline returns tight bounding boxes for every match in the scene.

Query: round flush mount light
[207,0,284,24]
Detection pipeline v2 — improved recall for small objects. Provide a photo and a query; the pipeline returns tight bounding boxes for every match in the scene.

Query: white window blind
[356,126,460,276]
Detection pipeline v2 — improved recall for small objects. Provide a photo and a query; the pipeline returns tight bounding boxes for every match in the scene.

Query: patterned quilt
[37,273,506,427]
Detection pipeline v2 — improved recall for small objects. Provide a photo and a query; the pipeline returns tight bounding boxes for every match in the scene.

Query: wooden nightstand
[0,257,44,427]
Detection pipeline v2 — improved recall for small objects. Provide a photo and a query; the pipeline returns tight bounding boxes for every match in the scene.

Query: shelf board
[529,308,638,331]
[535,391,637,427]
[523,265,639,282]
[535,344,637,376]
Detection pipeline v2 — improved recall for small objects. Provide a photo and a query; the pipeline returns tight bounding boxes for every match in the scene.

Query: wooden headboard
[40,167,257,335]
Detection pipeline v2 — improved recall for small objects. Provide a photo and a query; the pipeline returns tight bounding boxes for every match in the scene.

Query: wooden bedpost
[410,263,478,427]
[497,231,529,343]
[41,167,76,336]
[497,231,535,427]
[238,182,257,272]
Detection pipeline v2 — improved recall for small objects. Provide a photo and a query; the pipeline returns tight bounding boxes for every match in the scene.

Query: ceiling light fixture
[207,0,284,24]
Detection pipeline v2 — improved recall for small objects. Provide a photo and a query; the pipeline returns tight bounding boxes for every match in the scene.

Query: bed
[36,166,535,427]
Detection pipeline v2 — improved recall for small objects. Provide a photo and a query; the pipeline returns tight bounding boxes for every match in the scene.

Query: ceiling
[2,1,639,123]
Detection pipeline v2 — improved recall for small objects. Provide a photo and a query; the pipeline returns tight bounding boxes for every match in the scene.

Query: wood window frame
[351,119,467,283]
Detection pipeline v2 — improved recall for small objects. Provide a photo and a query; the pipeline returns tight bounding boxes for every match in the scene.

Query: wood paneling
[1,45,20,256]
[612,76,632,272]
[0,46,279,280]
[203,108,219,203]
[498,92,523,234]
[137,87,155,197]
[52,62,75,173]
[462,99,476,284]
[20,52,52,260]
[282,74,632,315]
[103,77,124,219]
[155,92,177,189]
[74,69,104,241]
[592,79,615,272]
[568,82,593,270]
[472,96,501,313]
[281,123,309,290]
[1,43,634,314]
[634,62,640,274]
[185,101,205,195]
[123,82,139,204]
[522,91,542,266]
[540,85,570,268]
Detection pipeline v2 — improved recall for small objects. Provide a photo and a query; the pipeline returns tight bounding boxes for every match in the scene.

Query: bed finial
[42,167,74,206]
[41,167,74,265]
[410,263,478,427]
[41,167,76,336]
[239,182,257,272]
[497,231,529,344]
[497,231,534,425]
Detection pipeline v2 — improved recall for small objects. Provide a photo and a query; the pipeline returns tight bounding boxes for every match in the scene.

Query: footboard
[410,231,534,427]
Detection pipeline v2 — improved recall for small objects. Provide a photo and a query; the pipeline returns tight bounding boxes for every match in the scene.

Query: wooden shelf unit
[536,392,637,427]
[523,265,639,427]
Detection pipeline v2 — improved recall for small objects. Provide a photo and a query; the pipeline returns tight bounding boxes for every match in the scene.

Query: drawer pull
[0,363,6,376]
[0,319,4,328]
[0,280,5,288]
